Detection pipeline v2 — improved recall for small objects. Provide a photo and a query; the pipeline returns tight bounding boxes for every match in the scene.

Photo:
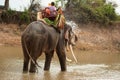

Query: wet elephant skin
[21,21,73,73]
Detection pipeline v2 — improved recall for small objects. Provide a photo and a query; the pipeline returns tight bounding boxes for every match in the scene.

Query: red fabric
[45,8,50,15]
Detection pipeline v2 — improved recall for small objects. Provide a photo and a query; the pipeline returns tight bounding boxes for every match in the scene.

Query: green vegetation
[1,0,120,25]
[0,9,36,24]
[65,0,119,25]
[20,9,30,23]
[6,9,15,15]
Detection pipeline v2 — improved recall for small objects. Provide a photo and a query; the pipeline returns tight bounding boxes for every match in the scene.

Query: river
[0,46,120,80]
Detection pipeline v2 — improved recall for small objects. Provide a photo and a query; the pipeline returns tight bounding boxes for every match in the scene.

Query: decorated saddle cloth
[41,7,65,29]
[43,14,65,29]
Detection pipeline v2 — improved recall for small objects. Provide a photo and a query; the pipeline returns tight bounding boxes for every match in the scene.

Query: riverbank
[0,23,120,52]
[75,23,120,52]
[0,23,24,46]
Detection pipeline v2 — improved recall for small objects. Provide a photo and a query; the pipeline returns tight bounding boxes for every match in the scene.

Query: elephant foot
[23,70,28,73]
[44,68,50,71]
[29,69,36,73]
[29,67,37,73]
[44,67,50,71]
[61,68,66,72]
[23,67,28,73]
[61,65,67,71]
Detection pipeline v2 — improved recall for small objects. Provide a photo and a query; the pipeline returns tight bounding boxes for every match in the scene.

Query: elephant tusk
[66,57,72,62]
[66,41,69,51]
[65,43,72,62]
[69,45,78,63]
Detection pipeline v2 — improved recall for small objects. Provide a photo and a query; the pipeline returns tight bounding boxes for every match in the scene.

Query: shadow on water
[0,46,120,80]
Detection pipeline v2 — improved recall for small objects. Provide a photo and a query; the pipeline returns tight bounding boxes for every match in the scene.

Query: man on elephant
[37,2,57,23]
[47,2,57,21]
[37,2,65,30]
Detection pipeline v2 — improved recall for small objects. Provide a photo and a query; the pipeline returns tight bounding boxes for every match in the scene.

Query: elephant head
[64,24,78,49]
[64,24,78,62]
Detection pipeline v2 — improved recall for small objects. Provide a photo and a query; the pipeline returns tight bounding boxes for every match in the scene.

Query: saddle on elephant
[37,7,65,29]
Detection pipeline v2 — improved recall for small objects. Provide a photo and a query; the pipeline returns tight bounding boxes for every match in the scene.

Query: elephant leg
[22,43,30,72]
[29,38,43,73]
[23,57,30,72]
[44,50,54,71]
[56,48,66,71]
[29,58,37,73]
[29,52,40,73]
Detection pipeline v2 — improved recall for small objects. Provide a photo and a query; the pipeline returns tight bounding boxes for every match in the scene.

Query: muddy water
[0,46,120,80]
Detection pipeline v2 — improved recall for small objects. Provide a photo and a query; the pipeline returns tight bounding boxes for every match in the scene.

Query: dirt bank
[0,23,120,52]
[74,23,120,52]
[0,23,25,46]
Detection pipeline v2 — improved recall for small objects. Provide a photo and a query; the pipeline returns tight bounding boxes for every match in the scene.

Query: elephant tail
[23,38,42,69]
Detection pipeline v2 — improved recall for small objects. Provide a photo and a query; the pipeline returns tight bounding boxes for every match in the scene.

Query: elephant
[21,21,77,73]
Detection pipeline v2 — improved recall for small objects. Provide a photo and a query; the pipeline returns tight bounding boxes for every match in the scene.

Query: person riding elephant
[21,21,77,73]
[37,2,66,29]
[48,2,57,21]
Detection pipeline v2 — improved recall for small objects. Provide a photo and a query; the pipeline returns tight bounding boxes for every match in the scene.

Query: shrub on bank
[65,1,118,26]
[0,9,36,24]
[20,10,30,24]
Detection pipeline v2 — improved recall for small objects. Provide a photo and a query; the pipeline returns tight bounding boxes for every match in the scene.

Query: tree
[66,0,106,8]
[61,0,65,8]
[66,0,74,8]
[28,0,41,12]
[65,0,117,25]
[55,0,65,9]
[4,0,9,10]
[28,0,35,11]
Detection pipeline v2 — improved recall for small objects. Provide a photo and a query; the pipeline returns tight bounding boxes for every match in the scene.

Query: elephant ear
[72,31,78,42]
[56,14,65,29]
[64,30,69,41]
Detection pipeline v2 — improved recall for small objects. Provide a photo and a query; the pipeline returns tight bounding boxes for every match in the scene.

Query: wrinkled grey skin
[21,21,77,73]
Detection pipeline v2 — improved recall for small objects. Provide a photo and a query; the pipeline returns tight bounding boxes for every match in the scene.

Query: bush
[116,15,120,21]
[65,1,117,25]
[1,9,36,24]
[20,10,30,23]
[6,9,15,15]
[97,4,117,21]
[1,9,16,23]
